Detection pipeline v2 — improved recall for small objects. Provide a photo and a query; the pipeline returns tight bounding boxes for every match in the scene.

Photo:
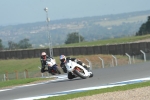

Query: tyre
[68,72,75,79]
[48,67,53,74]
[89,73,93,78]
[56,67,61,74]
[73,70,87,79]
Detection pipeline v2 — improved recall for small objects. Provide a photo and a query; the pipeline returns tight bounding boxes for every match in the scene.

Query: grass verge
[39,80,150,100]
[56,34,150,47]
[0,78,53,89]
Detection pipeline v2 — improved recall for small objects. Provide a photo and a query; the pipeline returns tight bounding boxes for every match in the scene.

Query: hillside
[0,10,150,48]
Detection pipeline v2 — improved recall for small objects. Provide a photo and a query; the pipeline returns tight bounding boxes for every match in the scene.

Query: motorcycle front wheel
[68,72,76,79]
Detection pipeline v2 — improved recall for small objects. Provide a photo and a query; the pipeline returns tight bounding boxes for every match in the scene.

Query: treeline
[1,10,148,48]
[1,14,150,50]
[0,32,84,50]
[136,16,150,36]
[0,38,32,50]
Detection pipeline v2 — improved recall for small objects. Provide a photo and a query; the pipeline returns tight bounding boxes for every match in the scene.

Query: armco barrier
[0,51,5,59]
[139,42,147,51]
[124,43,131,55]
[100,45,108,54]
[147,42,150,50]
[93,46,101,54]
[108,44,116,55]
[72,47,80,55]
[78,47,87,55]
[130,43,140,55]
[16,50,22,58]
[53,48,59,56]
[86,46,94,55]
[116,44,124,55]
[0,42,150,59]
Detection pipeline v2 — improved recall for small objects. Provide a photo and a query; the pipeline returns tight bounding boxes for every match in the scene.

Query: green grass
[0,35,149,99]
[0,78,53,88]
[0,54,132,74]
[1,33,149,74]
[39,80,150,100]
[0,58,42,74]
[55,34,150,48]
[0,56,76,74]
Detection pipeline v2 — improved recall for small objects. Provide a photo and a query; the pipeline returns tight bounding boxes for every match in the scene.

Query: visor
[60,59,65,62]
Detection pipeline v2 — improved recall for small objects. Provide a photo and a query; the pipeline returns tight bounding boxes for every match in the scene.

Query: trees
[0,39,3,50]
[65,32,84,44]
[8,41,18,50]
[18,38,32,49]
[7,38,32,50]
[136,16,150,36]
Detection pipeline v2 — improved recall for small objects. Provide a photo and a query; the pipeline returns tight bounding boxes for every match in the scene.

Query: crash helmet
[60,55,66,63]
[41,52,46,59]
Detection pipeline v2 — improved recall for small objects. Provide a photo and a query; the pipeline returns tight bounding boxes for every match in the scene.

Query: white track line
[15,77,150,100]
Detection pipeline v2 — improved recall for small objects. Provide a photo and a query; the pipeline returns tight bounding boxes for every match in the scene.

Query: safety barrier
[0,42,150,59]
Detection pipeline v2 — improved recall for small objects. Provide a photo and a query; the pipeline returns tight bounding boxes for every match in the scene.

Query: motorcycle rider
[40,52,59,74]
[59,55,90,73]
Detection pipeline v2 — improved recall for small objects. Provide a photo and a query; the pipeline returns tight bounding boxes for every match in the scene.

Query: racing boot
[83,65,90,71]
[41,67,48,73]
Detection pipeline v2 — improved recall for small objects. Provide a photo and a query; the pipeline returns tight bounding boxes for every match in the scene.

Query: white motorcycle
[65,60,93,79]
[46,58,61,75]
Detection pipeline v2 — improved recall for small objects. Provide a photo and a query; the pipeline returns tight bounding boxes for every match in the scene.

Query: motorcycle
[46,58,61,75]
[65,60,93,79]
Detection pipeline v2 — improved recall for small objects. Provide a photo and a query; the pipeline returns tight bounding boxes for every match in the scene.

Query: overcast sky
[0,0,150,26]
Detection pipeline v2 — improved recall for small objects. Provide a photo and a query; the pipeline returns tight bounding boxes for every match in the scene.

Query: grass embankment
[0,35,148,89]
[1,34,149,74]
[56,34,150,48]
[0,54,142,74]
[0,58,41,74]
[0,78,53,89]
[40,81,150,100]
[0,54,143,89]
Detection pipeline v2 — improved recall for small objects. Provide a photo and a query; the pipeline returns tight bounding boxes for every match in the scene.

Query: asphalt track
[0,62,150,100]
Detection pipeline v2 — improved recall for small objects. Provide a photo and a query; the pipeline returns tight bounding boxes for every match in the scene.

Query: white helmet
[41,52,47,59]
[60,55,66,62]
[41,52,46,56]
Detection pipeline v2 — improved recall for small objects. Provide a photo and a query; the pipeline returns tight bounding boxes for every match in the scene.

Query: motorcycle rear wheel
[73,70,87,79]
[56,67,61,74]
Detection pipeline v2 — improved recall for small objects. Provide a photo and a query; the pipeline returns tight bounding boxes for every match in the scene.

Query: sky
[0,0,150,26]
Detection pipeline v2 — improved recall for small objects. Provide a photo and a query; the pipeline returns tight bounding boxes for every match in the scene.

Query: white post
[132,56,135,63]
[44,7,53,57]
[78,33,80,43]
[38,66,41,69]
[140,50,146,62]
[41,73,44,77]
[24,71,26,79]
[47,72,50,77]
[111,58,114,67]
[86,59,92,70]
[3,74,6,81]
[112,55,118,66]
[98,57,104,68]
[125,53,131,64]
